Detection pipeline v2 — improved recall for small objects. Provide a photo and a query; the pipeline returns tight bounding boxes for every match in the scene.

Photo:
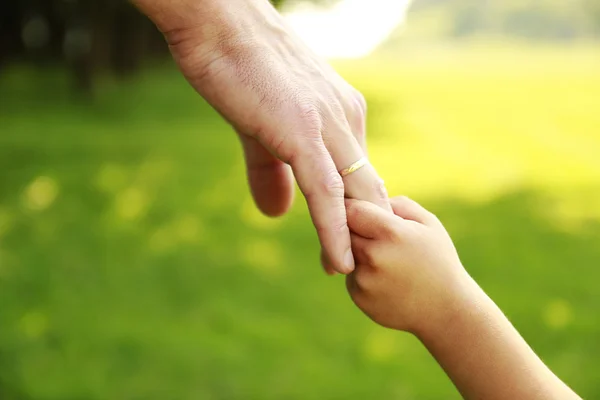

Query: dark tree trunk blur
[111,7,156,78]
[0,0,294,96]
[0,1,25,66]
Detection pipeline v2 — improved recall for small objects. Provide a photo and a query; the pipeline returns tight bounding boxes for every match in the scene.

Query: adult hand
[134,0,391,274]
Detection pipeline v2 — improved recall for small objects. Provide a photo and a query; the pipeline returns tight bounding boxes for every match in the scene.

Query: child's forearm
[416,278,580,400]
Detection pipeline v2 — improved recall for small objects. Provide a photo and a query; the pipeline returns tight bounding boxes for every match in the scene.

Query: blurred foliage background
[1,0,600,399]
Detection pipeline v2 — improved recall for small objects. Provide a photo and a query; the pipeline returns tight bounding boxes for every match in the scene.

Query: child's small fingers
[350,233,372,265]
[320,248,337,275]
[345,199,400,239]
[390,196,440,226]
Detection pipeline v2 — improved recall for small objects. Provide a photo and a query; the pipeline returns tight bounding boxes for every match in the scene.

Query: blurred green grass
[1,44,599,399]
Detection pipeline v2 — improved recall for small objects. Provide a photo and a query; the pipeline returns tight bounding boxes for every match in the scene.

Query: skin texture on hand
[345,196,581,400]
[133,0,391,274]
[345,195,468,333]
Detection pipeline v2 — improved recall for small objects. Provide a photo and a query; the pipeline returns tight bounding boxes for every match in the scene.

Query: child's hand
[345,196,473,335]
[345,196,581,400]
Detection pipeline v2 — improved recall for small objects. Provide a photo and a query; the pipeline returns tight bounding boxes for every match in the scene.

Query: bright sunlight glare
[283,0,412,59]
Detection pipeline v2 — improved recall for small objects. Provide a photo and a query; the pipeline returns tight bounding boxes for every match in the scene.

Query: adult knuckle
[295,100,323,136]
[302,161,344,201]
[272,136,292,160]
[316,217,347,240]
[260,132,293,162]
[312,192,346,238]
[329,98,345,116]
[353,90,367,114]
[324,169,345,194]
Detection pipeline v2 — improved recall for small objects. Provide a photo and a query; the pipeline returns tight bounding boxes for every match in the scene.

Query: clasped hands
[132,0,472,335]
[133,2,581,397]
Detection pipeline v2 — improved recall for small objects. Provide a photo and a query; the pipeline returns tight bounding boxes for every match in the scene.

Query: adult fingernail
[344,249,355,273]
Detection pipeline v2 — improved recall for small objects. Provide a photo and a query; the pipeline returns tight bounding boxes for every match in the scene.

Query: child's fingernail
[344,249,355,273]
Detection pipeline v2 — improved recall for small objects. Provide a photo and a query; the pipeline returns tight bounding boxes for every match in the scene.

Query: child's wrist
[411,272,483,340]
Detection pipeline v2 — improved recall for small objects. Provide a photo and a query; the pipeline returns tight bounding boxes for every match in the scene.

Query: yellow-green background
[1,40,599,399]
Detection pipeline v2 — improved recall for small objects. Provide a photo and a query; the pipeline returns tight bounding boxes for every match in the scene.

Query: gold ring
[339,157,368,177]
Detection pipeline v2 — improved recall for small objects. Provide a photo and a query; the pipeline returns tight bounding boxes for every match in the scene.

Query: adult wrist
[134,0,277,39]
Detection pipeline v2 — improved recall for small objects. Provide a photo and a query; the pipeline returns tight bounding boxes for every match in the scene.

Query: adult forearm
[133,0,221,32]
[132,0,287,96]
[133,0,272,35]
[417,281,579,400]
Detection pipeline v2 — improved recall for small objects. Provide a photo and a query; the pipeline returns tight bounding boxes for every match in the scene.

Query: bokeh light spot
[115,187,149,221]
[23,176,59,211]
[544,299,573,330]
[543,190,600,234]
[148,215,206,254]
[19,311,48,339]
[22,15,50,49]
[284,0,411,59]
[363,327,403,362]
[174,214,205,243]
[96,163,129,194]
[241,238,284,276]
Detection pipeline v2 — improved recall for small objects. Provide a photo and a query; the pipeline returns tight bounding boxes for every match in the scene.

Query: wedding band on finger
[339,157,369,178]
